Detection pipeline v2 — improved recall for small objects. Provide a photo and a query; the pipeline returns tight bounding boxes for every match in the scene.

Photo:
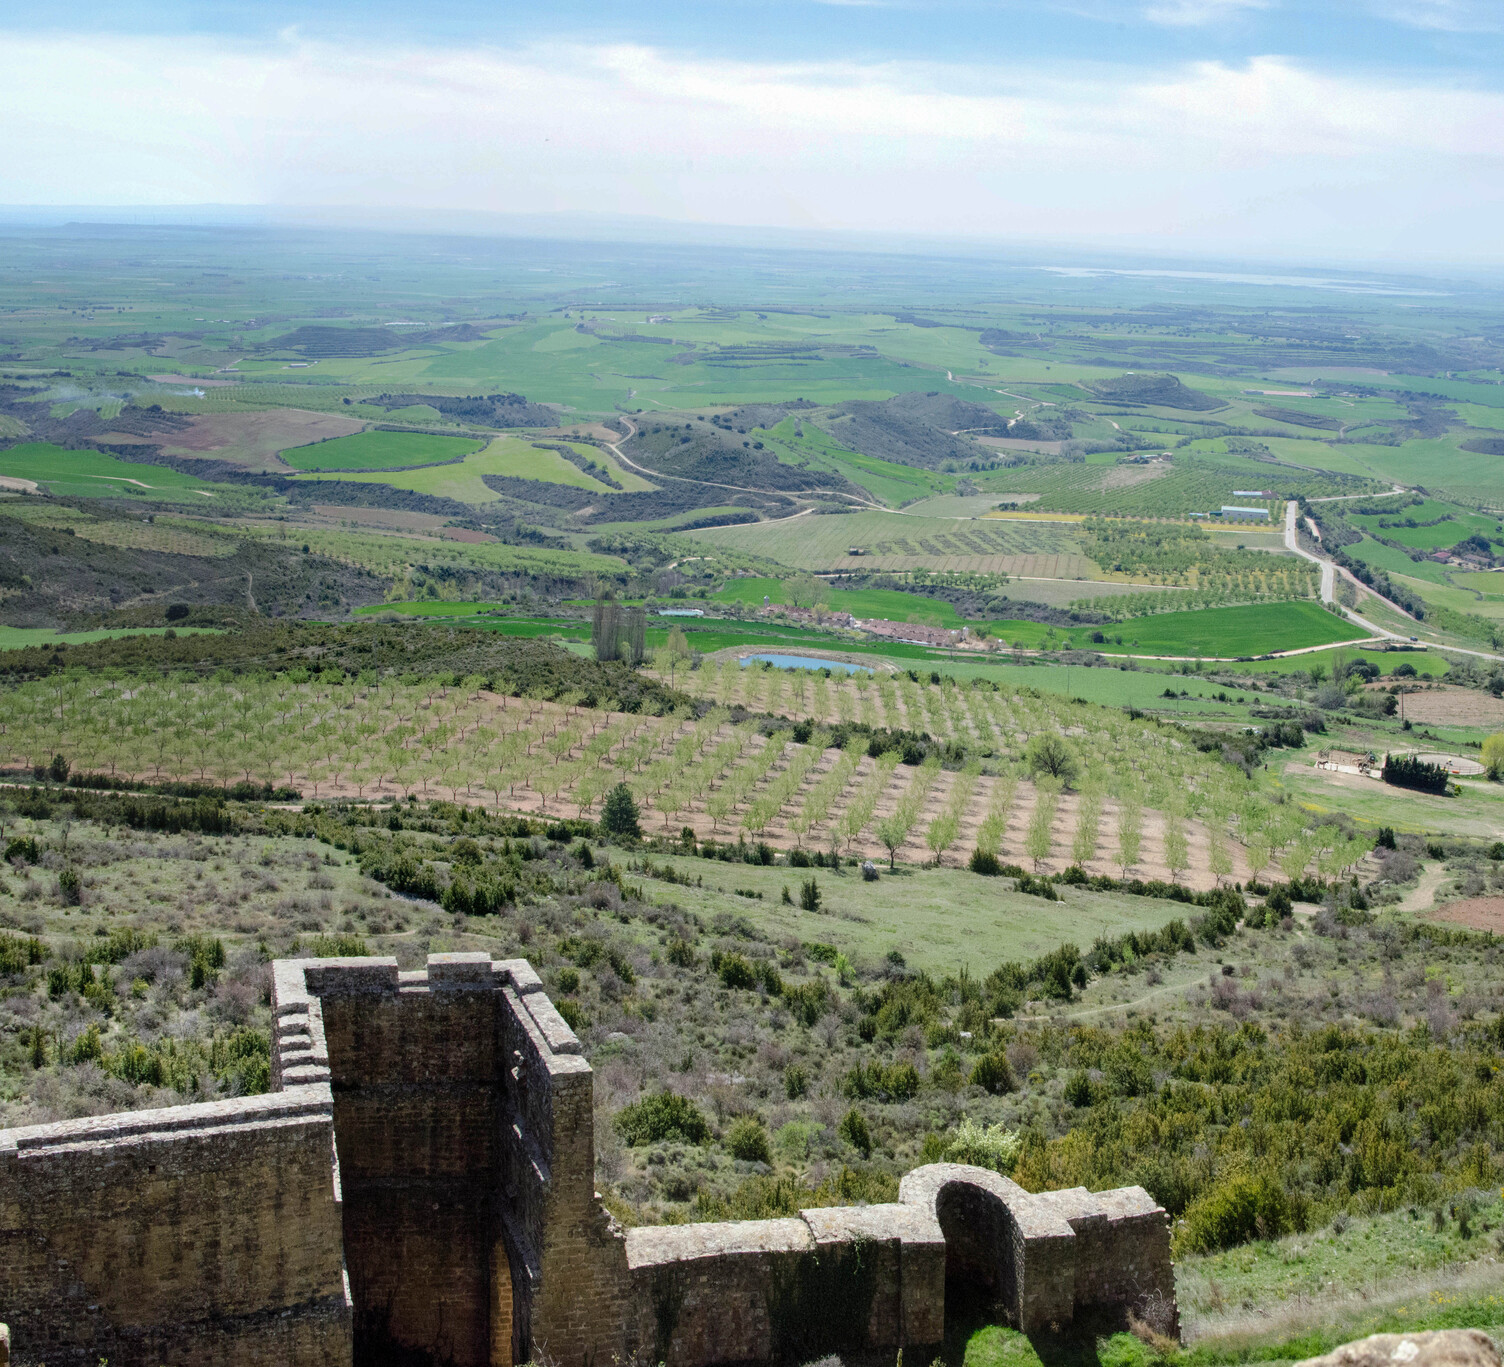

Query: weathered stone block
[1297,1332,1502,1367]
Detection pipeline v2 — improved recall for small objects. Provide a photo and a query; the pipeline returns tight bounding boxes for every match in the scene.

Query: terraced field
[975,453,1374,516]
[0,503,236,557]
[687,509,1093,575]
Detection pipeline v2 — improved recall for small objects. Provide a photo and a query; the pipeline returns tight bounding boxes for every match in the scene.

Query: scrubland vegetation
[7,226,1504,1365]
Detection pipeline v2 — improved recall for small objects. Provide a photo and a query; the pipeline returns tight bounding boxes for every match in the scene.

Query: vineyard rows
[981,456,1378,517]
[219,521,627,580]
[0,668,1369,887]
[3,503,237,558]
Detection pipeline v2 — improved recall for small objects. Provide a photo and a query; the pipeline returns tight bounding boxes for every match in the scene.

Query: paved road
[1282,500,1504,664]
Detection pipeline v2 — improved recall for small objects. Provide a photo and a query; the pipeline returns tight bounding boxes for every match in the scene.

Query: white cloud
[1141,0,1272,27]
[1369,0,1504,31]
[0,31,1501,260]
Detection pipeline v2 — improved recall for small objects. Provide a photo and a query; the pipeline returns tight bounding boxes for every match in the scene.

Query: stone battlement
[1,956,1175,1367]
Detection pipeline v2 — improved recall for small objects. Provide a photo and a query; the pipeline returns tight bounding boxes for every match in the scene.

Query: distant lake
[740,653,872,674]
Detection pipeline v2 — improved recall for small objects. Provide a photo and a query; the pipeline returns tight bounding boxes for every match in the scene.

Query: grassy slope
[292,435,636,501]
[686,509,1088,571]
[0,625,221,651]
[0,442,219,499]
[601,852,1215,973]
[1345,537,1453,584]
[279,429,484,471]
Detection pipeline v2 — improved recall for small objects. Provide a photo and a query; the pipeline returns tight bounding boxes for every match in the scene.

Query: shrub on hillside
[726,1115,773,1165]
[942,1119,1021,1174]
[838,1107,872,1158]
[969,849,1001,876]
[969,1051,1016,1095]
[614,1091,711,1146]
[1177,1170,1303,1253]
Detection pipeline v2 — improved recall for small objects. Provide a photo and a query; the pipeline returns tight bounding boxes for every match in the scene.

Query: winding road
[1282,499,1504,664]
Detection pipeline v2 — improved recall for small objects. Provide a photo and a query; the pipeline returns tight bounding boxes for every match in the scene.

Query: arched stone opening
[933,1179,1017,1327]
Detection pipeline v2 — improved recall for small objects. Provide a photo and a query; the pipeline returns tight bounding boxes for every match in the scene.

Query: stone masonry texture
[0,957,1176,1367]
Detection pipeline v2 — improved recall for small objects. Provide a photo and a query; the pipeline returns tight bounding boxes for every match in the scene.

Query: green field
[688,509,1091,575]
[0,443,220,500]
[292,434,651,500]
[279,429,485,471]
[1344,535,1453,584]
[0,626,221,651]
[1053,600,1364,656]
[1348,498,1501,550]
[613,852,1209,974]
[354,600,494,617]
[713,576,967,625]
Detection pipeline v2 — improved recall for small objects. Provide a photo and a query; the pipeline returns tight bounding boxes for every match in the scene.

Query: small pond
[739,653,872,674]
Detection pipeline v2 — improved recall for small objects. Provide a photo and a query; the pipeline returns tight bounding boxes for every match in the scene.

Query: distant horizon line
[0,203,1499,283]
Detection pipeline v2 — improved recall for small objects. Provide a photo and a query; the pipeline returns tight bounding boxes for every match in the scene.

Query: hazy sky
[4,0,1504,263]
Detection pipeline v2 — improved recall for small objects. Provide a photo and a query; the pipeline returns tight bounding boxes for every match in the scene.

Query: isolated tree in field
[1025,733,1079,786]
[1485,732,1504,780]
[601,783,642,839]
[876,814,910,870]
[788,573,826,610]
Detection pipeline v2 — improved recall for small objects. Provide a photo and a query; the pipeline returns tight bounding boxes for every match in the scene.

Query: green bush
[726,1115,773,1164]
[843,1060,921,1102]
[969,849,1001,876]
[943,1119,1021,1174]
[1064,1070,1096,1107]
[1104,1043,1153,1097]
[4,835,41,865]
[1177,1170,1300,1253]
[0,933,46,975]
[783,1062,810,1099]
[783,978,831,1026]
[838,1107,872,1158]
[614,1091,711,1146]
[929,1048,965,1091]
[715,952,758,990]
[969,1051,1016,1095]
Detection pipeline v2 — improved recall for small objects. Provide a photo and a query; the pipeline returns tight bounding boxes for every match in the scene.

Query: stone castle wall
[1,955,1177,1367]
[0,1087,350,1367]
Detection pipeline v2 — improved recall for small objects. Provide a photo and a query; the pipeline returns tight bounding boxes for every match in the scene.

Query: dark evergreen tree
[600,782,641,838]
